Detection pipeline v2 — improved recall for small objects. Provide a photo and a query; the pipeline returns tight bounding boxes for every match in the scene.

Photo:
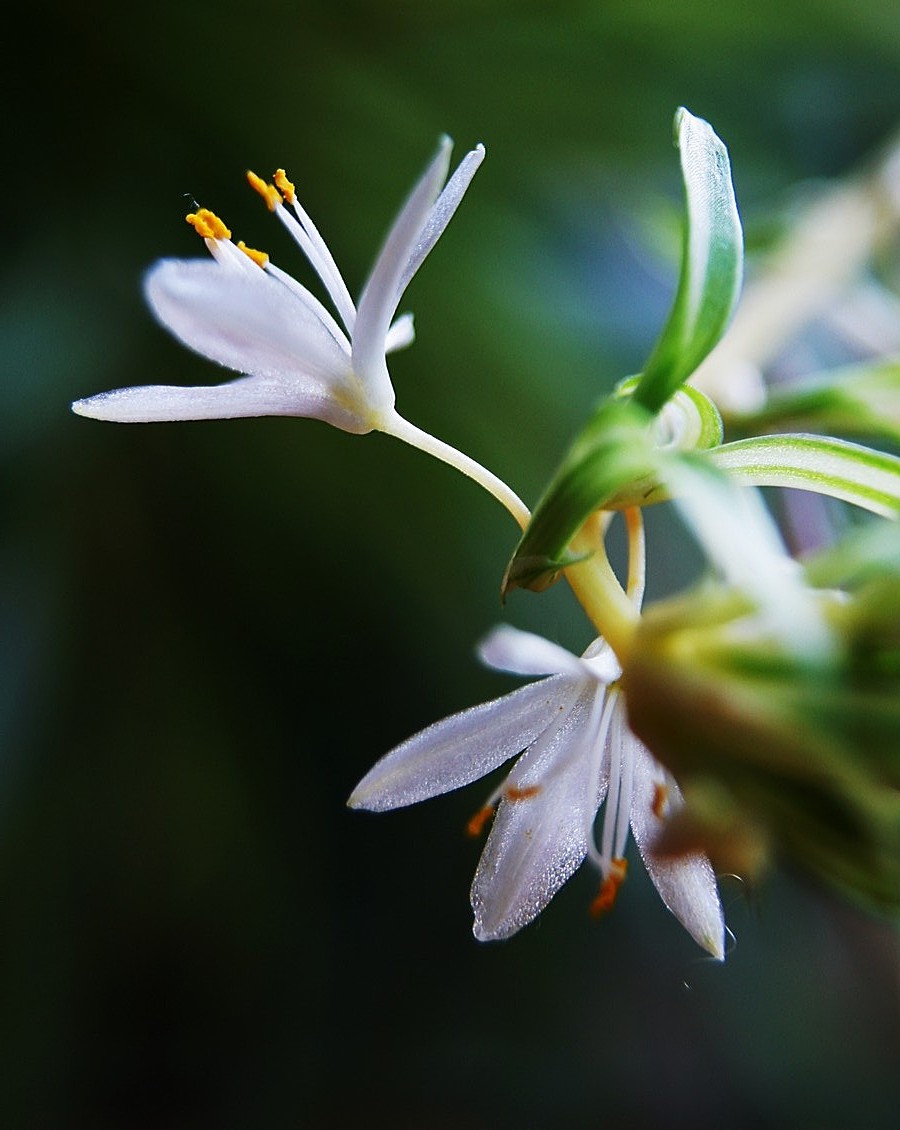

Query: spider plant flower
[72,140,482,436]
[71,139,530,526]
[349,625,725,958]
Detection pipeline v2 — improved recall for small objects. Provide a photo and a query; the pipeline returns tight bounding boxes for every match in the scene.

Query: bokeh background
[3,1,900,1126]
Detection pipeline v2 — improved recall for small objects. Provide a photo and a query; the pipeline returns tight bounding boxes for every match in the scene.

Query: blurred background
[3,1,900,1126]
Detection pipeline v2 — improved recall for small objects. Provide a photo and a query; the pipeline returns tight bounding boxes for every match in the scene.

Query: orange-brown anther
[274,168,296,204]
[466,806,495,839]
[246,170,282,212]
[503,785,542,802]
[186,208,231,241]
[652,783,669,820]
[589,858,628,917]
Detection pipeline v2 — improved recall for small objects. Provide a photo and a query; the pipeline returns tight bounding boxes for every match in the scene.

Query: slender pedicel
[565,515,639,663]
[384,412,531,530]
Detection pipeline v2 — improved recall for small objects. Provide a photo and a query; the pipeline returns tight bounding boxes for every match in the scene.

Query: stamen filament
[599,696,623,869]
[264,262,352,353]
[584,687,619,871]
[610,699,634,861]
[272,203,358,335]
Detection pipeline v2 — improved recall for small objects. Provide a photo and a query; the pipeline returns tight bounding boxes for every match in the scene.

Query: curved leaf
[709,434,900,518]
[631,108,743,414]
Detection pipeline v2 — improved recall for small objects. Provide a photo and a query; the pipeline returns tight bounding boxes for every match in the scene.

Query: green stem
[565,514,639,662]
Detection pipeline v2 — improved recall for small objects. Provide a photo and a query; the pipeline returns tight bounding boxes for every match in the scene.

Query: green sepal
[630,107,744,415]
[503,382,726,595]
[502,396,658,594]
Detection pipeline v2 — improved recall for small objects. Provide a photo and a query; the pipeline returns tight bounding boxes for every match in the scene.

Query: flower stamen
[466,805,495,838]
[590,857,628,916]
[584,688,637,917]
[246,170,282,211]
[236,240,269,269]
[503,785,542,802]
[467,783,541,839]
[186,208,231,241]
[274,168,296,204]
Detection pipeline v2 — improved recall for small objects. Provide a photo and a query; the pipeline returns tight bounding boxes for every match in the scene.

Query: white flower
[71,138,484,436]
[349,625,725,958]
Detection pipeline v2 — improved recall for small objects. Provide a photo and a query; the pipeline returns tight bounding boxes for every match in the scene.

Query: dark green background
[3,1,899,1126]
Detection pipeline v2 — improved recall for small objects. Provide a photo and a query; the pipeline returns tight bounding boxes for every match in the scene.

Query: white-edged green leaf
[631,108,743,414]
[709,434,900,518]
[732,357,900,444]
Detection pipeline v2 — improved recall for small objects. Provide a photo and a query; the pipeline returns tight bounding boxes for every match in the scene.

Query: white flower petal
[471,686,602,940]
[145,260,356,391]
[399,143,485,292]
[384,312,415,354]
[71,374,367,431]
[627,738,725,960]
[580,637,622,682]
[478,624,592,680]
[347,675,571,812]
[353,139,452,388]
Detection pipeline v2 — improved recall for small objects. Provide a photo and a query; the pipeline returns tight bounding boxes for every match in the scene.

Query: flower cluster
[73,110,900,953]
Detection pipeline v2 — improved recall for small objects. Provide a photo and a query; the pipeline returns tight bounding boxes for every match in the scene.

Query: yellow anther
[273,168,296,204]
[186,208,231,241]
[236,241,269,269]
[246,170,281,212]
[589,858,628,917]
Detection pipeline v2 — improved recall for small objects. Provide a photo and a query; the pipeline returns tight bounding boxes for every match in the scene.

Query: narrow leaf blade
[709,434,900,517]
[632,108,744,414]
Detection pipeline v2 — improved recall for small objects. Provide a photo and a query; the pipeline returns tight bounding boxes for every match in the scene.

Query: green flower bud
[622,582,900,917]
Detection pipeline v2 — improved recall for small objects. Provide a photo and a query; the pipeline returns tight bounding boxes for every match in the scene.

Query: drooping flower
[71,138,485,437]
[349,624,725,958]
